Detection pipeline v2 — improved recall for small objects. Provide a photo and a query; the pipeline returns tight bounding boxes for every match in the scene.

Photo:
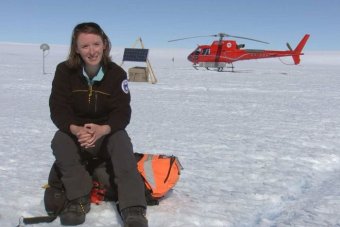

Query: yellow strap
[42,183,50,189]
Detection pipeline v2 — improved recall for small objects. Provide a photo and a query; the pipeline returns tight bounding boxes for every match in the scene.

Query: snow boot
[121,206,148,227]
[60,195,90,226]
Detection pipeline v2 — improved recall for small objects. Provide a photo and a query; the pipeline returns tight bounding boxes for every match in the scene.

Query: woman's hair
[66,22,112,69]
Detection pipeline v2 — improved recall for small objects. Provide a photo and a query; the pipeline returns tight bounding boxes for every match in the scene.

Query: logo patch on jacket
[121,79,129,94]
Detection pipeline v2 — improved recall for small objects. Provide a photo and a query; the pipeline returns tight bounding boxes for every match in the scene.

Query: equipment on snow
[135,153,183,205]
[20,152,183,225]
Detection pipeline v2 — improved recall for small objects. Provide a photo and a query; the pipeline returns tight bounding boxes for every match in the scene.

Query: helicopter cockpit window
[194,48,201,55]
[202,48,210,55]
[237,44,245,49]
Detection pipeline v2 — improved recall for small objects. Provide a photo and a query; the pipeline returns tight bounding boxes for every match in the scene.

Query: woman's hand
[70,124,93,148]
[82,123,111,148]
[69,124,110,148]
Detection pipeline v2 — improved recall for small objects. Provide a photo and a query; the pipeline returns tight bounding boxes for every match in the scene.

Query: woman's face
[76,33,105,67]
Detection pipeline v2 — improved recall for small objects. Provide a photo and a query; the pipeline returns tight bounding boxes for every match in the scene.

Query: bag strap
[20,186,67,225]
[16,215,57,226]
[163,156,176,183]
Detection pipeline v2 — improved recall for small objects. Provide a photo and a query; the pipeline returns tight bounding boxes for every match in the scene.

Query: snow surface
[1,43,340,227]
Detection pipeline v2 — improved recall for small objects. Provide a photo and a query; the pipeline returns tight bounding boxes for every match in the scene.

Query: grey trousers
[51,130,147,210]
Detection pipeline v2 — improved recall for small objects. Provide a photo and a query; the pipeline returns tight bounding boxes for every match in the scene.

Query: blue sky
[1,0,339,50]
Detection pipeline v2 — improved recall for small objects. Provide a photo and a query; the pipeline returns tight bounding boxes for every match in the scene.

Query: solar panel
[123,48,149,62]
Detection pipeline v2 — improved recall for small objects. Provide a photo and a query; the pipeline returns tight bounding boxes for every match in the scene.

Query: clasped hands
[70,123,111,148]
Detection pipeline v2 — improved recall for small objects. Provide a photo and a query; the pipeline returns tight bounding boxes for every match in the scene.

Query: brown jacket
[49,61,131,135]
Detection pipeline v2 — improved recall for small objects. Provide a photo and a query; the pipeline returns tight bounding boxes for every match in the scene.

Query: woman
[49,22,148,226]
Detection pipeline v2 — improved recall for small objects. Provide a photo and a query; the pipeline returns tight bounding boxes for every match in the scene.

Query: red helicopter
[168,33,310,72]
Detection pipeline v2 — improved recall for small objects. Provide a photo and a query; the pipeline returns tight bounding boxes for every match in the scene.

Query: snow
[1,42,340,227]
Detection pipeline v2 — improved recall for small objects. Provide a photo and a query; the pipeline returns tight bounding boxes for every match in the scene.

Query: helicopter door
[193,48,201,62]
[202,48,210,55]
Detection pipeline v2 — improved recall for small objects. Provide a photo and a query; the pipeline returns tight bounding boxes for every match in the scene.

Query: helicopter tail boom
[292,34,310,64]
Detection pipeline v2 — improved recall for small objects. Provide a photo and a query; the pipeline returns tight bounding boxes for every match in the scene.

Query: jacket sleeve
[107,69,132,134]
[49,63,75,134]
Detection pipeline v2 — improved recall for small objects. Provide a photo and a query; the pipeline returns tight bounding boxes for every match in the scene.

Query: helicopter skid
[193,65,199,70]
[195,62,231,72]
[192,62,236,72]
[198,62,226,69]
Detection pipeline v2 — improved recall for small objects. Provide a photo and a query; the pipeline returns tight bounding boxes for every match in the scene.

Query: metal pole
[40,43,50,75]
[42,50,45,74]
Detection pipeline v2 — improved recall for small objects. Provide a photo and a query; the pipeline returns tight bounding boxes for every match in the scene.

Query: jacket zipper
[88,85,93,104]
[95,92,98,113]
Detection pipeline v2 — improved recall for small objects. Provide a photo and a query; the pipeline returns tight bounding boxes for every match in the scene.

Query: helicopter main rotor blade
[226,34,269,44]
[168,35,211,42]
[168,33,269,44]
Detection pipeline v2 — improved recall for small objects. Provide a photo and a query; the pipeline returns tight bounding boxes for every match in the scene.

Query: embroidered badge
[121,79,129,94]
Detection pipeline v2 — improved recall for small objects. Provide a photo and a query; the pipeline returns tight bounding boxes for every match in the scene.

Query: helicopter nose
[187,53,194,62]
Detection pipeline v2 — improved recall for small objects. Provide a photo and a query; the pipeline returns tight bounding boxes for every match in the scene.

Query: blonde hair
[66,22,112,69]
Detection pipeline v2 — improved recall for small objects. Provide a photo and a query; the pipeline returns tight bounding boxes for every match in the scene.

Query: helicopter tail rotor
[286,42,293,51]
